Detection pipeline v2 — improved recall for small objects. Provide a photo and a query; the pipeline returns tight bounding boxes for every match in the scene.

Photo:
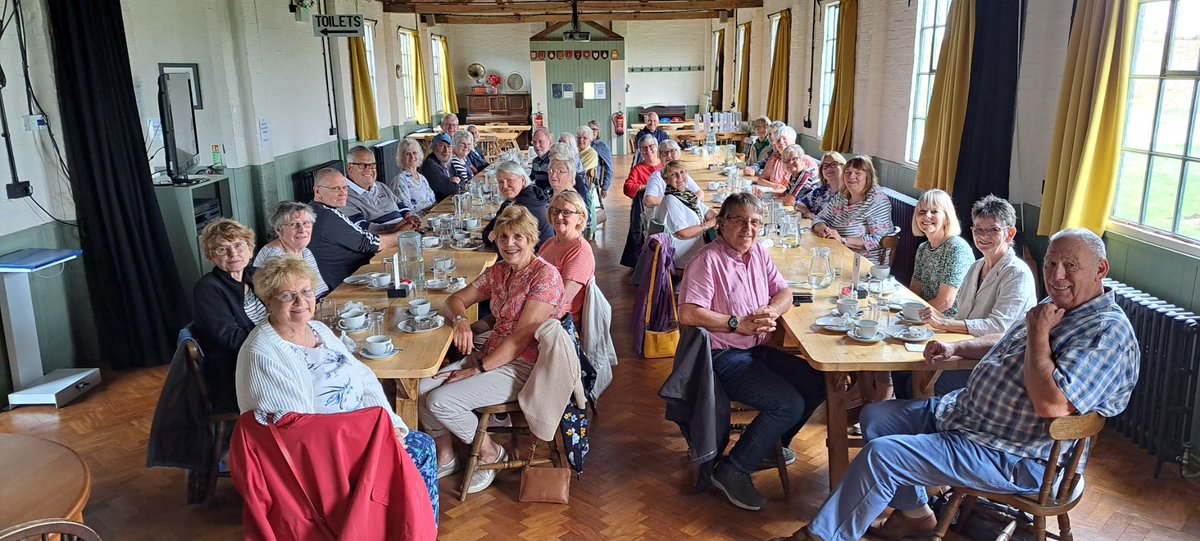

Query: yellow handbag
[642,242,680,359]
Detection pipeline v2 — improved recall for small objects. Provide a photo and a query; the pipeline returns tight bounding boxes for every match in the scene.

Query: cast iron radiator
[291,160,344,203]
[1105,278,1200,476]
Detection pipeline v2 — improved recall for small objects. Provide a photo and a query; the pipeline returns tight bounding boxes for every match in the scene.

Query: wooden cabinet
[461,93,531,146]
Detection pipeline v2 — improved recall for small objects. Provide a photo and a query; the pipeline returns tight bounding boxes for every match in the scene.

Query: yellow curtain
[737,23,751,117]
[914,0,974,192]
[1037,0,1136,236]
[437,35,458,114]
[411,31,431,125]
[820,0,857,153]
[765,10,791,122]
[348,37,379,141]
[712,29,725,112]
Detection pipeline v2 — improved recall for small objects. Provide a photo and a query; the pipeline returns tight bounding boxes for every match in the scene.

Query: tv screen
[158,73,199,182]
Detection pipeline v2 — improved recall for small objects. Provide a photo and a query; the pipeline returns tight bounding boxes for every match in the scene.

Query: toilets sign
[312,14,365,38]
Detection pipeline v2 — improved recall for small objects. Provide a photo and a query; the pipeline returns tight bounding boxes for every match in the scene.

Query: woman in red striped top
[538,190,596,324]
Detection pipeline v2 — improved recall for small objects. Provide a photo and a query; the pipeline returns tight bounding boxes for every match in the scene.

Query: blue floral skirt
[404,430,440,525]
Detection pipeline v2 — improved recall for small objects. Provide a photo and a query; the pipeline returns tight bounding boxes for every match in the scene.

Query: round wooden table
[0,434,91,528]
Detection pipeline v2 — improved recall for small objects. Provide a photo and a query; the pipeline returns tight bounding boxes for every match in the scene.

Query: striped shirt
[243,293,268,324]
[935,289,1140,462]
[812,187,893,264]
[253,246,330,298]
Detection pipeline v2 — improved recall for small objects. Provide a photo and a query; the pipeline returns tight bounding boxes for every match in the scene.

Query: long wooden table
[0,434,91,529]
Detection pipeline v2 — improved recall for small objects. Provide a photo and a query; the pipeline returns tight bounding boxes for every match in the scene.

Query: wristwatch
[727,315,739,332]
[475,356,488,373]
[453,315,468,324]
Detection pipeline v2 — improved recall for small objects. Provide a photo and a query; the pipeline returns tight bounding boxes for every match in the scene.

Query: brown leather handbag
[517,442,571,504]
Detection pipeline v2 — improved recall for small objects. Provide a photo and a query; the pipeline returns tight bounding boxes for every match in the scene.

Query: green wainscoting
[0,221,99,408]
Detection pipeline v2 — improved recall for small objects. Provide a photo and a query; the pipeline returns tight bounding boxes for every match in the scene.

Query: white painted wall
[442,24,538,96]
[616,20,709,109]
[1009,0,1071,206]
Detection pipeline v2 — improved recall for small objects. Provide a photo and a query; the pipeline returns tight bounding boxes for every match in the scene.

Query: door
[544,53,611,142]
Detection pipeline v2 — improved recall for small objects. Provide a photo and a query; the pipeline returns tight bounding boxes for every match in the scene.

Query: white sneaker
[437,457,459,479]
[467,446,507,494]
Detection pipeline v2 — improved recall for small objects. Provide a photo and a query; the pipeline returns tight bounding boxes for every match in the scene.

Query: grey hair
[658,139,681,154]
[452,130,474,146]
[347,145,373,162]
[398,138,423,165]
[548,142,578,179]
[314,167,344,186]
[776,125,797,142]
[638,134,660,150]
[575,125,593,139]
[970,194,1017,229]
[1050,227,1107,261]
[532,126,553,141]
[716,192,763,223]
[269,201,316,233]
[440,114,458,127]
[753,115,771,126]
[782,143,806,159]
[769,120,785,130]
[494,159,533,188]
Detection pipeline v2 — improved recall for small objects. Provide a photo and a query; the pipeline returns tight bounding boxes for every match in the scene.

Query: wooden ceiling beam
[436,10,725,24]
[407,0,759,14]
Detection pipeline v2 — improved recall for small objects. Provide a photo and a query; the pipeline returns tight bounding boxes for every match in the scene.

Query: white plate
[814,316,851,332]
[896,313,924,324]
[830,308,863,318]
[866,281,901,294]
[337,320,369,333]
[359,347,399,360]
[451,241,483,251]
[343,274,372,285]
[465,224,485,232]
[398,315,446,334]
[425,279,449,291]
[887,325,934,342]
[845,329,886,343]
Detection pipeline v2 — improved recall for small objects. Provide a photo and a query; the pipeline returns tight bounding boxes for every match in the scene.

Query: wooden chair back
[1041,412,1105,506]
[183,338,216,417]
[0,519,102,541]
[880,226,902,267]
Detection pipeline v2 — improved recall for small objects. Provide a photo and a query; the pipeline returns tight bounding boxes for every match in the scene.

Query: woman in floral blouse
[796,151,846,219]
[389,138,438,214]
[811,155,894,265]
[910,189,974,316]
[421,205,565,495]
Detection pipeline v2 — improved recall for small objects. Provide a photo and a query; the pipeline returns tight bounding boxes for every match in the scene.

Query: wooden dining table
[0,434,91,529]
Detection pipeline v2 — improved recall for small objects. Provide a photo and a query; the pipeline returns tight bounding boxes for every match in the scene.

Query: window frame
[732,23,748,109]
[905,0,952,164]
[430,33,446,115]
[363,19,379,111]
[1110,0,1200,248]
[768,12,782,72]
[397,29,418,122]
[818,2,841,135]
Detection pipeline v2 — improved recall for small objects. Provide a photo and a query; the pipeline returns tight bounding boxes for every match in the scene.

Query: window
[1112,0,1200,241]
[363,20,378,104]
[818,2,841,134]
[732,23,748,109]
[430,34,446,114]
[906,0,952,163]
[397,29,417,121]
[768,13,782,71]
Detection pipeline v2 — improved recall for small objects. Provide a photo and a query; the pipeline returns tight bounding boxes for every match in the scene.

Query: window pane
[1132,1,1170,76]
[920,29,935,72]
[1114,152,1149,221]
[922,0,937,27]
[1124,79,1160,150]
[1168,0,1200,72]
[1191,90,1200,157]
[910,119,925,161]
[1154,80,1196,155]
[935,0,949,26]
[1146,155,1183,231]
[915,75,930,118]
[1179,162,1200,240]
[932,27,945,69]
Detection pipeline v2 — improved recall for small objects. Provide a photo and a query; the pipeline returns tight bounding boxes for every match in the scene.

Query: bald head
[1044,228,1109,310]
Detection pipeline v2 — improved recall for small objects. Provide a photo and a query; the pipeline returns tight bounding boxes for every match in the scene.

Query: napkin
[904,343,926,353]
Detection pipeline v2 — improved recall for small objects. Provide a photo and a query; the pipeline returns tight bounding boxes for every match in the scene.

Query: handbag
[517,442,571,504]
[642,242,680,359]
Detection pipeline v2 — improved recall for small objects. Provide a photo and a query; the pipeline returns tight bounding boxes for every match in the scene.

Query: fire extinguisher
[533,103,544,129]
[611,111,625,136]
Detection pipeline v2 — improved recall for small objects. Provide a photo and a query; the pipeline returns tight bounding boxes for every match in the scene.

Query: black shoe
[712,461,766,511]
[758,447,797,470]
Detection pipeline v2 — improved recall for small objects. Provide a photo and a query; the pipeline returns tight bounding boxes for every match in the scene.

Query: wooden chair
[183,339,239,507]
[880,226,902,267]
[0,519,102,541]
[729,402,791,497]
[478,135,502,161]
[458,401,567,501]
[933,412,1106,541]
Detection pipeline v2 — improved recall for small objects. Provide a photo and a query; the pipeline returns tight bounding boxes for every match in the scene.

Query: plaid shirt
[935,288,1140,462]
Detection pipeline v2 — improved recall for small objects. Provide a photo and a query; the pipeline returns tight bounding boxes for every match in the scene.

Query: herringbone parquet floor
[3,155,1200,540]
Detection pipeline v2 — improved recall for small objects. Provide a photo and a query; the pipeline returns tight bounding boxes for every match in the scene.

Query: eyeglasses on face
[724,216,763,229]
[550,168,572,175]
[213,241,249,256]
[549,207,582,217]
[820,163,843,170]
[349,162,377,170]
[316,184,350,193]
[273,288,316,303]
[282,221,313,231]
[971,226,1005,237]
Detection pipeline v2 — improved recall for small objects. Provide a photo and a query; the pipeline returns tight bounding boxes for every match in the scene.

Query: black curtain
[47,0,188,368]
[952,0,1025,249]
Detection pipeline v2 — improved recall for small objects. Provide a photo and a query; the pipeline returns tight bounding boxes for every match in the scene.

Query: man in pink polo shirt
[678,192,827,511]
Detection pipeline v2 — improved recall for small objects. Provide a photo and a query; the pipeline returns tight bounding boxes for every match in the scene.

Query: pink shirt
[473,257,565,364]
[678,237,789,350]
[537,235,596,323]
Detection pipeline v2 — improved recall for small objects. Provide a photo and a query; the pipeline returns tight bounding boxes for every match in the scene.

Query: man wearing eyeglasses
[308,168,403,287]
[672,192,827,512]
[342,146,420,234]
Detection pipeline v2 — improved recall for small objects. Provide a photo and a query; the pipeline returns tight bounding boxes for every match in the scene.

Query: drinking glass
[318,298,338,326]
[368,312,386,336]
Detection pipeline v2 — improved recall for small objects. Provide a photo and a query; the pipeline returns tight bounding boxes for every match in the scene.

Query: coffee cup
[453,231,470,242]
[464,217,480,229]
[369,272,391,288]
[901,301,925,320]
[835,299,859,318]
[365,335,393,355]
[408,298,431,316]
[853,319,879,338]
[870,265,890,280]
[708,181,723,191]
[340,309,366,329]
[422,236,440,248]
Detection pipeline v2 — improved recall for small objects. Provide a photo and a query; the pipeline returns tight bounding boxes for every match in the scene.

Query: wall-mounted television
[158,72,199,183]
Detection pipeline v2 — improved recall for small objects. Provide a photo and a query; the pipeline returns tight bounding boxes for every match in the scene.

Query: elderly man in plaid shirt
[772,228,1141,541]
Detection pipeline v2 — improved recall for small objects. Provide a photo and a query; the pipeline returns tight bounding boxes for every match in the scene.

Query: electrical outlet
[6,181,31,199]
[23,114,46,131]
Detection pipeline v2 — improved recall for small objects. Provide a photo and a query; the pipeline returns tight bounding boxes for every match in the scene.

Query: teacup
[904,326,928,339]
[408,298,431,316]
[412,315,437,330]
[835,299,859,318]
[708,164,719,171]
[901,301,925,320]
[708,181,724,191]
[422,236,440,248]
[365,335,394,355]
[853,319,879,338]
[453,231,470,242]
[340,309,366,329]
[435,256,455,270]
[712,193,728,203]
[870,265,891,280]
[464,217,480,229]
[369,272,391,288]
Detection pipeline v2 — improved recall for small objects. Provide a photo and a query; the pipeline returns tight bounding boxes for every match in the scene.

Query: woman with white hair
[254,201,330,298]
[575,125,599,176]
[481,160,554,250]
[643,139,703,210]
[389,138,438,214]
[778,145,820,207]
[547,142,589,196]
[623,134,664,198]
[449,130,477,186]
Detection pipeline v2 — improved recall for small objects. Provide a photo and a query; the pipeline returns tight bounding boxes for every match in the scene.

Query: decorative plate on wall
[506,72,525,91]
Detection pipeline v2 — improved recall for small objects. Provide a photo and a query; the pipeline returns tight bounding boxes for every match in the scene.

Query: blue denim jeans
[711,345,826,473]
[807,398,1046,541]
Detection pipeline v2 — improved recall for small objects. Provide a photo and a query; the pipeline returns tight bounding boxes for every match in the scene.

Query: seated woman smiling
[539,191,596,325]
[652,160,717,269]
[235,256,440,519]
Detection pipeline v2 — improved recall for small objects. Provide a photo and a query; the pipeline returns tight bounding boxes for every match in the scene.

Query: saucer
[815,316,851,332]
[343,274,372,285]
[451,241,483,251]
[337,320,369,333]
[484,213,496,220]
[428,264,458,273]
[366,283,392,291]
[398,315,446,334]
[830,308,863,319]
[866,281,900,294]
[425,279,449,290]
[359,346,399,360]
[897,313,924,323]
[887,325,934,342]
[464,224,485,231]
[846,329,886,343]
[402,307,435,318]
